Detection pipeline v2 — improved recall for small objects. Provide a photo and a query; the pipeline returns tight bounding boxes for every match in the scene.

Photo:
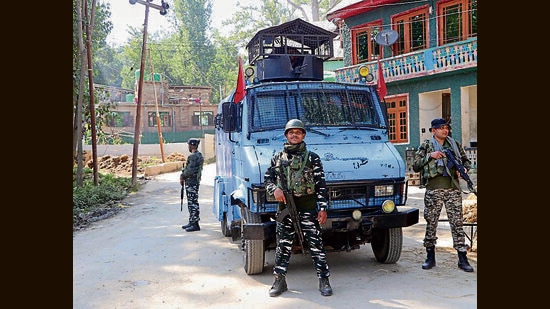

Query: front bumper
[242,206,419,240]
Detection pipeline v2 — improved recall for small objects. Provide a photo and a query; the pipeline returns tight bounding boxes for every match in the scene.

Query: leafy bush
[73,167,137,213]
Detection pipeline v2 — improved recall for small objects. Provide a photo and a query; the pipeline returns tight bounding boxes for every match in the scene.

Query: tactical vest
[416,139,459,187]
[280,151,315,197]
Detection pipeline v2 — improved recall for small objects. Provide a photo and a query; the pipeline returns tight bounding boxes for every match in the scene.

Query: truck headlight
[352,210,362,221]
[381,200,395,213]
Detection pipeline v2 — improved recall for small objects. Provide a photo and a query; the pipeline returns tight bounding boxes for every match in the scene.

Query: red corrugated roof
[327,0,401,21]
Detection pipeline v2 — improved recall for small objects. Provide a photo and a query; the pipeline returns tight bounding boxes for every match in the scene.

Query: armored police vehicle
[213,18,419,275]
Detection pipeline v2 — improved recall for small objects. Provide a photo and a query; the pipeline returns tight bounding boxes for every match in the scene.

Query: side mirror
[222,102,237,132]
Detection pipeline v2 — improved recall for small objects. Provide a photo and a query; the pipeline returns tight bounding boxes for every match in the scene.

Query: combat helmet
[188,138,200,146]
[284,119,305,135]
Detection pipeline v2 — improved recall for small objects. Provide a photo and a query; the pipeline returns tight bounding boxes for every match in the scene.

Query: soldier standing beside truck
[412,118,474,272]
[180,138,204,232]
[264,119,332,297]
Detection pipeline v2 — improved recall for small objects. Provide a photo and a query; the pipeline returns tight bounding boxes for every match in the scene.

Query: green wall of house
[391,69,477,159]
[335,0,476,161]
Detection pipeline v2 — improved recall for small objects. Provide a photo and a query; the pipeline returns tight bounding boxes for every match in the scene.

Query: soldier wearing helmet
[264,119,333,297]
[180,138,204,232]
[284,118,306,135]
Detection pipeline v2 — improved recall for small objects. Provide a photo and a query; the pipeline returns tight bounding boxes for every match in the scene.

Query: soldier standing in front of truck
[412,118,474,272]
[264,119,333,297]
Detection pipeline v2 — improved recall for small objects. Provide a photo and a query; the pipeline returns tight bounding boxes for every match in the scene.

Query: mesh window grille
[249,83,379,132]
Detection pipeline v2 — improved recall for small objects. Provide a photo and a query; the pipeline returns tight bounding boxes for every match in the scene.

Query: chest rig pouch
[282,151,315,197]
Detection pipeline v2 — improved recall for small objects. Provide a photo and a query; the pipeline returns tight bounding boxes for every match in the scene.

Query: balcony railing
[334,37,477,84]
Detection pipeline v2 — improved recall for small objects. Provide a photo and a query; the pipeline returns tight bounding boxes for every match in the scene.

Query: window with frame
[106,111,133,127]
[148,112,171,127]
[385,95,408,143]
[438,0,477,45]
[192,111,213,126]
[392,7,429,55]
[248,87,378,132]
[351,21,383,64]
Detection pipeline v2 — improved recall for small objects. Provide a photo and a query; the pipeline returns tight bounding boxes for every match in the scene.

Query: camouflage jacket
[412,137,471,187]
[264,142,329,212]
[181,150,204,185]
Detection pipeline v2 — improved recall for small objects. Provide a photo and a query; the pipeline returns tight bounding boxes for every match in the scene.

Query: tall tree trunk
[74,0,87,187]
[286,0,310,21]
[85,0,99,185]
[311,0,319,21]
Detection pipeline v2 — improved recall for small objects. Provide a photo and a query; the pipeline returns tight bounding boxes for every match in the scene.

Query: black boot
[269,274,288,297]
[185,222,200,232]
[457,251,474,272]
[182,223,192,229]
[319,277,333,296]
[422,246,436,269]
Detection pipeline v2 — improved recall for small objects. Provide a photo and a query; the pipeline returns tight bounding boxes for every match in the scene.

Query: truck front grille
[249,180,407,212]
[327,181,406,210]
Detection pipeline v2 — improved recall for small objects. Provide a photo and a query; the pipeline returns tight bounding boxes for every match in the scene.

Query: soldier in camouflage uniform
[264,119,332,297]
[412,118,474,272]
[180,138,204,232]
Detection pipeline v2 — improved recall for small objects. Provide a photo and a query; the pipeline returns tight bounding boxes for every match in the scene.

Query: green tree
[170,0,215,86]
[119,31,146,89]
[220,0,344,62]
[115,0,240,104]
[287,1,345,21]
[209,31,241,102]
[94,45,124,86]
[73,0,114,186]
[220,0,293,57]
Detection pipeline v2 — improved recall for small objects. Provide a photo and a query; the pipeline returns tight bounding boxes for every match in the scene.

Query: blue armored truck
[213,19,419,275]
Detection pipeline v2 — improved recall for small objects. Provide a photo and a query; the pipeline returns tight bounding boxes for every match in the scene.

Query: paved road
[73,164,477,309]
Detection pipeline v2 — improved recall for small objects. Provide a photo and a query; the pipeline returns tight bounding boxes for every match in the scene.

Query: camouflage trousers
[423,188,468,252]
[184,182,200,223]
[273,211,330,278]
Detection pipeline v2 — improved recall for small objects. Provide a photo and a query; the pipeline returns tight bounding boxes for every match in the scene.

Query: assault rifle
[276,163,307,255]
[443,148,477,196]
[180,174,185,211]
[181,183,184,211]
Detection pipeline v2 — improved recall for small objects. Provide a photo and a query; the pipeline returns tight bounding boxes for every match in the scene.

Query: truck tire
[371,227,403,264]
[221,213,232,237]
[241,209,265,275]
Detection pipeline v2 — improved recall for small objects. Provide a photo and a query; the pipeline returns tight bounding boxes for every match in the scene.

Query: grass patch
[73,167,138,231]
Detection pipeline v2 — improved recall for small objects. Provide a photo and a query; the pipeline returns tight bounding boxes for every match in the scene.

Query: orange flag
[377,59,387,99]
[233,56,246,103]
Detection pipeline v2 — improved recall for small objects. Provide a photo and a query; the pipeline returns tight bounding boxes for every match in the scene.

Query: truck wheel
[221,213,231,237]
[371,227,403,264]
[241,209,265,275]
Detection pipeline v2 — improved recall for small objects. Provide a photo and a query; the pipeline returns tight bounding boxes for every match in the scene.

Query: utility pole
[148,48,166,163]
[129,0,169,186]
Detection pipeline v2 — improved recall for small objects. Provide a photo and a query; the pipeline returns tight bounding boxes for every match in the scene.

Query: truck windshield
[248,83,380,132]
